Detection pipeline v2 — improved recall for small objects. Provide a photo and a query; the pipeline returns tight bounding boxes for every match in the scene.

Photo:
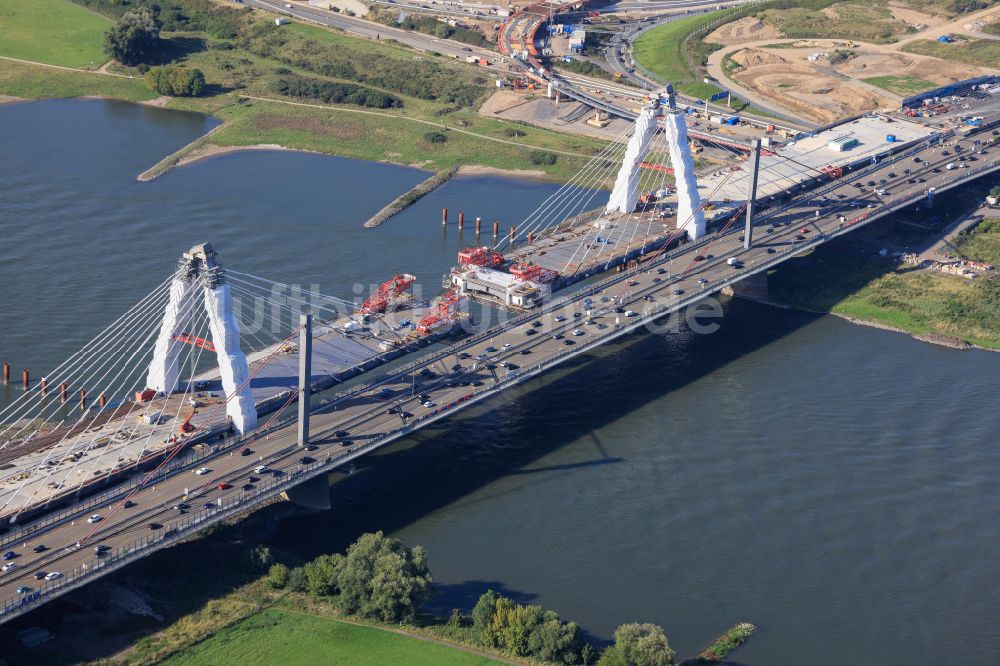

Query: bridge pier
[281,474,331,511]
[722,271,770,302]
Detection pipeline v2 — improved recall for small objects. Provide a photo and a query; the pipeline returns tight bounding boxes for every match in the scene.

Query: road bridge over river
[1,99,998,623]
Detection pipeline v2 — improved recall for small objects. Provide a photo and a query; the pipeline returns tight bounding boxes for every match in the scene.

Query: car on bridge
[195,467,211,475]
[87,514,103,524]
[253,465,270,474]
[2,563,16,572]
[2,551,15,561]
[44,572,61,581]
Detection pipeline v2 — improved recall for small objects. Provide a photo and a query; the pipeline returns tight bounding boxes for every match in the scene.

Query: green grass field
[862,75,936,95]
[954,218,1000,266]
[901,37,1000,69]
[0,58,155,100]
[632,12,722,85]
[160,608,506,666]
[0,0,110,68]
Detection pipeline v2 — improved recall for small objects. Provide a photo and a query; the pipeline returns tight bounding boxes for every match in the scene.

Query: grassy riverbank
[0,0,605,182]
[768,244,1000,350]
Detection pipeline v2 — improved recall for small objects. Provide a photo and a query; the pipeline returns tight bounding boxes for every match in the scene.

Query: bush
[424,131,448,143]
[529,151,558,166]
[597,623,675,666]
[267,563,290,589]
[504,127,526,138]
[144,66,206,96]
[271,74,403,109]
[472,589,583,664]
[304,553,345,597]
[287,567,308,593]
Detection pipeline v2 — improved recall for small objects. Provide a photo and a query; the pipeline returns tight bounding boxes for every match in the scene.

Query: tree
[144,66,207,97]
[990,185,1000,198]
[240,545,274,573]
[104,7,161,66]
[336,531,432,623]
[528,611,584,664]
[287,566,308,593]
[472,589,499,640]
[597,623,675,666]
[267,562,290,589]
[303,553,345,597]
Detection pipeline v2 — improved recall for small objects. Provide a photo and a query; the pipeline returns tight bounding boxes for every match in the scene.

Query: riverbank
[765,238,1000,351]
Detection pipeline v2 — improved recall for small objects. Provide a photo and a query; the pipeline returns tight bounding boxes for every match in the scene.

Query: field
[633,12,724,88]
[0,0,111,68]
[768,245,1000,349]
[208,98,597,179]
[901,37,1000,68]
[0,58,155,101]
[160,608,506,666]
[862,74,937,95]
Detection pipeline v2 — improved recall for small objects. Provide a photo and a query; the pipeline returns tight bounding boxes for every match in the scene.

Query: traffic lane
[0,441,314,596]
[247,0,498,60]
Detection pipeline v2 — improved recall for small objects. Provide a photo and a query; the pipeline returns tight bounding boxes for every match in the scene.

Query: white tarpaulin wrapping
[146,277,196,395]
[605,106,659,215]
[663,110,705,240]
[204,284,257,433]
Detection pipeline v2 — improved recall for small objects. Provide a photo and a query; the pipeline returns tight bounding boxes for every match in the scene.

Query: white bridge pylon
[146,243,257,434]
[605,86,704,241]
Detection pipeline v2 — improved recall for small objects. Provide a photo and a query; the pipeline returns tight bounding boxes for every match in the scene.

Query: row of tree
[265,534,679,665]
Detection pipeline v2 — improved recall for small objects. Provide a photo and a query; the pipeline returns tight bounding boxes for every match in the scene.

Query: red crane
[360,274,416,314]
[415,290,466,335]
[174,333,216,352]
[458,246,506,268]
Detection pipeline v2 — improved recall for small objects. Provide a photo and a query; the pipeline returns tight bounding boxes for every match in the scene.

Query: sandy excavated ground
[726,42,981,122]
[886,3,950,29]
[705,17,782,45]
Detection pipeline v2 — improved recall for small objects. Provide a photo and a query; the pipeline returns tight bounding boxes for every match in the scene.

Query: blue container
[886,134,896,142]
[725,117,739,126]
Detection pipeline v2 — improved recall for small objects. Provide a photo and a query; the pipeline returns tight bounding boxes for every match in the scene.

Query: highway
[2,129,997,620]
[245,0,500,61]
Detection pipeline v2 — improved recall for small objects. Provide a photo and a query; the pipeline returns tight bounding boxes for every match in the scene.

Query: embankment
[363,167,457,228]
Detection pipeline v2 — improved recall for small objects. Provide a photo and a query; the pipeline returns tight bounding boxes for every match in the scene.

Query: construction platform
[0,298,461,520]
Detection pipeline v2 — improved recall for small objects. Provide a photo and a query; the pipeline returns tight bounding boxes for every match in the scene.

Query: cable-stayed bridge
[1,92,998,622]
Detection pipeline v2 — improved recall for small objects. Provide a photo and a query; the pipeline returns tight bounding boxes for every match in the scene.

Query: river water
[2,99,999,665]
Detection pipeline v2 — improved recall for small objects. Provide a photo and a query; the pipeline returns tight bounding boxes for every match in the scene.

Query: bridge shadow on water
[1,298,821,661]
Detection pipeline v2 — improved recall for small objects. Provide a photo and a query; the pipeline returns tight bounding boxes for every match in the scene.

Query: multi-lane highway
[3,129,997,620]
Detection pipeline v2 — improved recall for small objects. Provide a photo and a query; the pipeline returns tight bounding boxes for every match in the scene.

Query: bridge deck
[1,123,998,623]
